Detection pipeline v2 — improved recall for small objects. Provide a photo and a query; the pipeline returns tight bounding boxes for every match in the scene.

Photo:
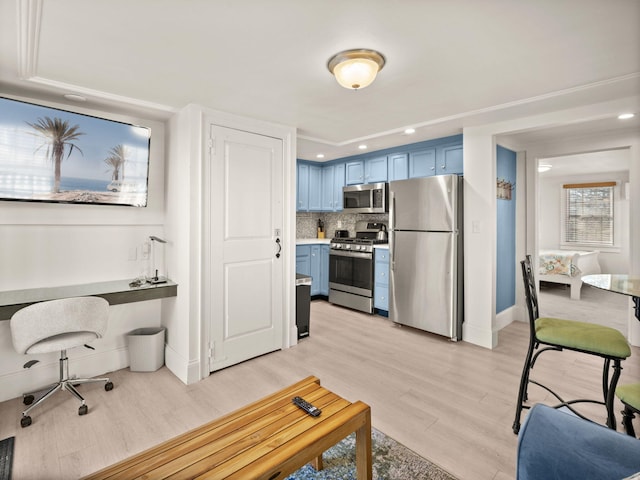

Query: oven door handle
[329,250,373,260]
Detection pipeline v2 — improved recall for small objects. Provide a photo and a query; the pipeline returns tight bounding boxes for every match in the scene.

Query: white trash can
[127,327,165,372]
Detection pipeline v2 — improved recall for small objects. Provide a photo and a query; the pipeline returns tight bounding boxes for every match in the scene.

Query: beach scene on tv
[0,97,150,207]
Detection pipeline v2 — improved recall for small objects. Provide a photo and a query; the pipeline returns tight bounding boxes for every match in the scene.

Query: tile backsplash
[296,212,389,239]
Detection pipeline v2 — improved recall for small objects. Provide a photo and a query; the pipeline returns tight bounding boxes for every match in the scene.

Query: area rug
[285,428,457,480]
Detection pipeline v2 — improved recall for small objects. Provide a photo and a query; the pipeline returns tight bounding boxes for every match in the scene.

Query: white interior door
[207,124,284,371]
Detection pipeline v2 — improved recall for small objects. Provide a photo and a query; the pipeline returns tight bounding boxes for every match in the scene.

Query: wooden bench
[83,376,372,480]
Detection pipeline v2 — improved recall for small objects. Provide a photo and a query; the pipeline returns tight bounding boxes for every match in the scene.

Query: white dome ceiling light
[327,49,386,90]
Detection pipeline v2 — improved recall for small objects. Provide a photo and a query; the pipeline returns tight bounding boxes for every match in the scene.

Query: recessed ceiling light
[358,144,367,150]
[316,154,325,159]
[63,93,86,102]
[404,128,416,135]
[538,163,552,173]
[618,113,635,120]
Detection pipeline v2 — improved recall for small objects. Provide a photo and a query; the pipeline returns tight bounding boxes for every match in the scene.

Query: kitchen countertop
[296,238,331,245]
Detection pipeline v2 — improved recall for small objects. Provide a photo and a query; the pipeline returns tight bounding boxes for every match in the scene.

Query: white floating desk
[0,279,178,320]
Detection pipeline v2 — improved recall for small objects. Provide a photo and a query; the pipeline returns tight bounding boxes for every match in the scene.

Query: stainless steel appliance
[342,183,388,213]
[329,221,388,313]
[389,175,463,340]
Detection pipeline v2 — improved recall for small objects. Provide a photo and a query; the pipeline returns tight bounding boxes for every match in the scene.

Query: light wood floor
[1,295,638,480]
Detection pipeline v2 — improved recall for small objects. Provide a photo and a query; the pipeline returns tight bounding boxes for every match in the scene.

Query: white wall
[463,96,640,348]
[523,128,640,345]
[0,95,168,402]
[539,170,630,273]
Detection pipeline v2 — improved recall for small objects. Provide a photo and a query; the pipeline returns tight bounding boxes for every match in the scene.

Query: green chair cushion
[535,317,631,359]
[616,383,640,410]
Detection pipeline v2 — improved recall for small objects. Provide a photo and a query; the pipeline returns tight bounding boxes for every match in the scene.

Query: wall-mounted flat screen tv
[0,96,151,207]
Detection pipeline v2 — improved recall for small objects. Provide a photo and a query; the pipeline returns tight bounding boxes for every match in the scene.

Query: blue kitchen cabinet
[346,156,387,185]
[296,163,309,211]
[320,245,330,295]
[374,248,389,312]
[296,245,311,276]
[297,162,322,212]
[365,155,388,183]
[388,153,409,181]
[409,148,436,178]
[321,163,345,211]
[310,245,321,296]
[437,144,463,175]
[297,244,329,296]
[345,160,365,185]
[308,164,322,211]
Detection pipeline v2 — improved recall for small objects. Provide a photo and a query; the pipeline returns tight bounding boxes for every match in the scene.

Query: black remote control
[292,396,322,417]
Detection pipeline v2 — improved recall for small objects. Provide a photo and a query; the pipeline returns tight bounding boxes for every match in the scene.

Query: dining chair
[10,296,114,427]
[616,383,640,437]
[512,255,631,434]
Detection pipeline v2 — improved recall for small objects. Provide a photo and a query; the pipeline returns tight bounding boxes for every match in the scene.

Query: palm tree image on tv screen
[0,96,151,207]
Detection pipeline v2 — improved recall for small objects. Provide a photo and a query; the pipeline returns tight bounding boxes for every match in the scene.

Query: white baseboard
[164,343,200,385]
[462,323,498,349]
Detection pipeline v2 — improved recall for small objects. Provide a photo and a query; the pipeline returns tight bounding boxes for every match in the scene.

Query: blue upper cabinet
[388,153,409,181]
[409,148,436,178]
[345,160,365,185]
[297,135,462,210]
[346,156,387,184]
[296,163,310,211]
[321,163,345,211]
[365,156,387,183]
[308,165,322,211]
[297,162,323,212]
[438,144,463,175]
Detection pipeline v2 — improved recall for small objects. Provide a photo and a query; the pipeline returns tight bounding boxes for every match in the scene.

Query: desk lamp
[149,235,168,284]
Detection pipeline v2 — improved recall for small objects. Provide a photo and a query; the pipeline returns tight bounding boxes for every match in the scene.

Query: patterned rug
[285,428,457,480]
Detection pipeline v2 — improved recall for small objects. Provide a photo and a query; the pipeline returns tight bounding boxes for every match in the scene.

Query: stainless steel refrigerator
[389,175,463,340]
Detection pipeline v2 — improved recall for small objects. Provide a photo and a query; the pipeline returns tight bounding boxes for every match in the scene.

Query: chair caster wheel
[105,381,114,391]
[23,394,34,405]
[21,416,32,428]
[78,404,88,416]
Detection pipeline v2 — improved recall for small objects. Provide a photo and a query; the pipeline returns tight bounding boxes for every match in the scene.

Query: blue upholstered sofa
[517,404,640,480]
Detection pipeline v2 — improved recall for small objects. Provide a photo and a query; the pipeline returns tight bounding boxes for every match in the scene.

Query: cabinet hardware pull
[275,238,281,258]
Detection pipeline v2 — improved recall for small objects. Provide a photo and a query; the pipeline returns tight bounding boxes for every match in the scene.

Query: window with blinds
[563,182,615,246]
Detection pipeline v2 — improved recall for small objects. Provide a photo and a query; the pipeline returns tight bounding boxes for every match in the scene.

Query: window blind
[563,182,615,246]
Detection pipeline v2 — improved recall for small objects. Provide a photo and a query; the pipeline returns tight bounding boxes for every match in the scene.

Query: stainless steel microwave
[342,183,388,213]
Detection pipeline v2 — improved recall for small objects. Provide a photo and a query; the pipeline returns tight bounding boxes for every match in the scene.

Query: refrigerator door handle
[389,191,395,271]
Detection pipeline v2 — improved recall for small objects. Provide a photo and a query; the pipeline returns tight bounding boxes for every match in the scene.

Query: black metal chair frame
[512,255,625,434]
[620,398,639,437]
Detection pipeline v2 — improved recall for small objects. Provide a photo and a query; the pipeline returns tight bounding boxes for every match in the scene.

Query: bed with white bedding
[538,250,601,300]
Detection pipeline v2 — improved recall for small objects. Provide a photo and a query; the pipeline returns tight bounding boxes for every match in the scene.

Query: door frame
[199,110,297,381]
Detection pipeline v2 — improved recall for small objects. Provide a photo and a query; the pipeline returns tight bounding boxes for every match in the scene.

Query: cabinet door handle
[275,238,282,258]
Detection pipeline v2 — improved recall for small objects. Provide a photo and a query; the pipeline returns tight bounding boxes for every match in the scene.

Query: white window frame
[560,182,620,252]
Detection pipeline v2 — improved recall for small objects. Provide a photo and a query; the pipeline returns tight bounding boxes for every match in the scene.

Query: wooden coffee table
[83,376,372,479]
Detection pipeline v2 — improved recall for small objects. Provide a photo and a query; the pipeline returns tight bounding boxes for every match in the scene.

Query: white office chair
[10,296,114,427]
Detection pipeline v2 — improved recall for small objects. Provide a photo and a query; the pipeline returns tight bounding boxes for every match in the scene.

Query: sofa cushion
[517,404,640,480]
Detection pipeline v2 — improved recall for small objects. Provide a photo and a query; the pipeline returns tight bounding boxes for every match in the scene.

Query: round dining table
[582,274,640,321]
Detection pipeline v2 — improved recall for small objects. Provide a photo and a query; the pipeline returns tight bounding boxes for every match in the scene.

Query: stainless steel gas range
[328,221,388,314]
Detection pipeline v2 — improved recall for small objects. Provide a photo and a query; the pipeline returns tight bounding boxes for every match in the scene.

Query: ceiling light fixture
[618,113,635,120]
[404,128,416,135]
[538,163,552,173]
[316,154,325,159]
[327,49,386,90]
[358,144,368,150]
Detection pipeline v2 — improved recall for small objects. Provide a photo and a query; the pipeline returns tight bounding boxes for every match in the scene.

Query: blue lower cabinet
[374,249,389,312]
[296,245,311,276]
[297,244,330,297]
[320,245,330,295]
